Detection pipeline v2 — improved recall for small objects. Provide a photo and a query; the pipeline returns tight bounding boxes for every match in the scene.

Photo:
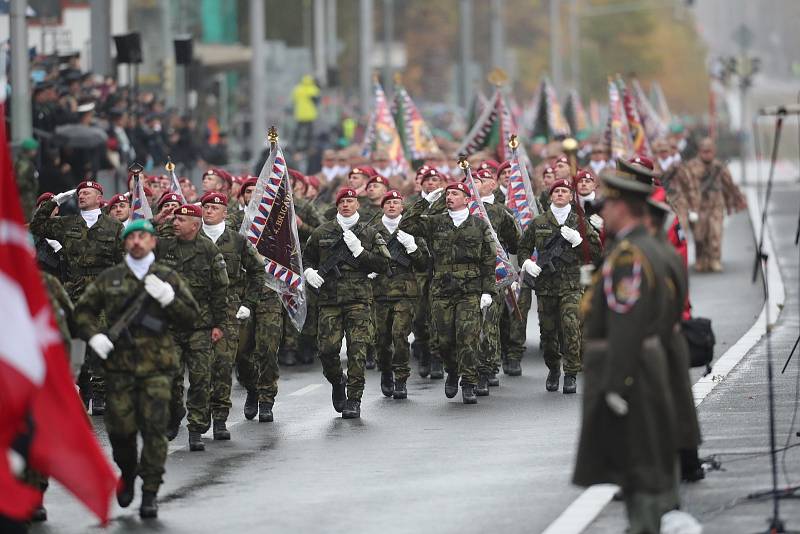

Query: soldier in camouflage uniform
[75,219,199,519]
[14,137,39,223]
[400,181,496,404]
[200,192,265,440]
[30,180,124,415]
[538,165,557,211]
[303,188,389,419]
[156,203,229,451]
[518,179,601,394]
[653,138,699,231]
[473,168,520,394]
[322,166,377,220]
[152,192,183,238]
[361,174,391,370]
[370,190,430,399]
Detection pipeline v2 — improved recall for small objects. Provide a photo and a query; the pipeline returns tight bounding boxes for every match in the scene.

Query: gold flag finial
[267,126,279,144]
[508,134,519,150]
[457,153,471,171]
[487,67,508,87]
[165,156,175,173]
[393,71,402,85]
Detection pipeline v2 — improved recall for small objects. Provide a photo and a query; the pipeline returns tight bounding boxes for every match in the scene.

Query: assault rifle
[106,291,165,344]
[385,234,412,274]
[521,233,570,288]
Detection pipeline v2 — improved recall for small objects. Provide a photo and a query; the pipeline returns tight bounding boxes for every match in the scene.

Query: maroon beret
[173,204,202,218]
[108,193,129,207]
[200,192,229,206]
[445,182,471,196]
[335,188,359,204]
[381,189,403,206]
[77,180,104,194]
[549,178,573,196]
[157,192,182,209]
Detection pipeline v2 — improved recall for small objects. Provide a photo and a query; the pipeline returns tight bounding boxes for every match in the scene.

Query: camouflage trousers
[501,286,532,362]
[536,291,582,375]
[236,296,283,405]
[375,298,415,382]
[430,294,480,385]
[170,329,213,434]
[281,288,318,357]
[105,372,171,493]
[210,305,240,422]
[317,302,374,401]
[477,292,503,376]
[692,195,724,266]
[411,274,433,362]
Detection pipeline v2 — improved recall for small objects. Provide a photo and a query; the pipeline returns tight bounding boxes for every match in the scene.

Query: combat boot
[279,349,297,367]
[393,380,407,400]
[546,369,560,392]
[380,372,394,397]
[365,353,376,370]
[31,506,47,522]
[213,420,230,440]
[444,372,459,398]
[258,401,273,422]
[342,399,361,419]
[188,431,205,451]
[475,375,490,396]
[563,374,577,394]
[243,389,258,420]
[461,384,477,404]
[91,394,105,416]
[139,491,158,519]
[488,373,500,387]
[331,375,347,413]
[417,346,431,378]
[502,358,510,375]
[116,471,136,508]
[507,359,522,376]
[430,359,444,379]
[710,260,723,272]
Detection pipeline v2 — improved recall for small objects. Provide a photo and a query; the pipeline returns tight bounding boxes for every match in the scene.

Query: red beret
[178,177,192,185]
[420,167,443,183]
[381,189,403,206]
[497,160,512,177]
[576,168,596,182]
[108,193,129,207]
[36,192,54,206]
[479,159,500,172]
[232,175,243,185]
[305,175,320,190]
[336,188,359,205]
[201,192,229,206]
[157,192,182,209]
[204,167,233,185]
[475,168,494,181]
[415,165,432,180]
[366,175,389,188]
[628,155,655,171]
[553,155,569,166]
[348,166,376,179]
[77,180,104,194]
[549,178,573,196]
[542,166,555,177]
[142,186,154,197]
[240,177,258,195]
[445,182,471,196]
[173,204,202,218]
[288,169,306,185]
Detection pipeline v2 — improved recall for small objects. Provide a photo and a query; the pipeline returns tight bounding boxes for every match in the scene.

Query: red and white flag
[0,89,116,522]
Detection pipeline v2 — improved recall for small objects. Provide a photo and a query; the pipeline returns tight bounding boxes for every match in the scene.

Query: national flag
[0,84,116,523]
[241,142,307,331]
[631,78,667,144]
[361,79,408,176]
[130,173,153,220]
[605,76,633,160]
[457,87,517,163]
[506,136,540,232]
[618,75,651,157]
[392,79,440,164]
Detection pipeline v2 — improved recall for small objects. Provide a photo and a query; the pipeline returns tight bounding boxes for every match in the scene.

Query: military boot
[380,372,394,397]
[502,358,510,375]
[488,373,500,387]
[417,346,431,378]
[213,420,230,440]
[139,491,158,519]
[116,471,136,508]
[461,384,477,404]
[342,399,361,419]
[475,375,490,396]
[258,401,273,423]
[507,359,522,376]
[393,380,407,400]
[365,352,376,370]
[31,506,47,522]
[563,374,577,394]
[444,372,459,398]
[243,389,258,420]
[710,260,723,272]
[546,369,560,392]
[91,393,105,416]
[166,423,179,442]
[278,349,297,367]
[188,431,205,451]
[430,359,444,380]
[331,375,347,413]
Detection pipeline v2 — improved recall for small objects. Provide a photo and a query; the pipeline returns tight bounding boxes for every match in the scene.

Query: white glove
[480,293,493,310]
[235,305,251,320]
[589,214,604,231]
[367,272,378,280]
[424,187,444,204]
[46,238,62,253]
[54,189,77,205]
[688,211,699,223]
[144,274,175,307]
[304,267,325,289]
[342,230,364,257]
[89,333,114,360]
[605,392,629,416]
[396,230,418,253]
[522,259,542,278]
[561,226,583,247]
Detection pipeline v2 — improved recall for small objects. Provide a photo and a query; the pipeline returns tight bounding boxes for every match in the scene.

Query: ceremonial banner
[631,78,667,144]
[130,173,153,220]
[457,88,517,163]
[241,142,307,331]
[506,136,540,232]
[618,75,651,157]
[563,89,590,138]
[467,88,489,131]
[164,158,187,203]
[528,77,571,141]
[605,77,633,160]
[361,79,408,176]
[393,80,440,163]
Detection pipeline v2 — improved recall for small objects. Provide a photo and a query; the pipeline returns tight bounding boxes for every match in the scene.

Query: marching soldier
[107,194,131,227]
[30,180,124,415]
[153,192,183,238]
[538,166,556,211]
[226,176,255,230]
[653,138,698,231]
[200,192,265,440]
[518,178,601,394]
[75,219,199,519]
[400,181,496,404]
[370,190,430,399]
[303,188,390,419]
[156,204,229,450]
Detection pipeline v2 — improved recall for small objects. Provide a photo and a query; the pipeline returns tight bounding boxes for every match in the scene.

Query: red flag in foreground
[0,98,116,522]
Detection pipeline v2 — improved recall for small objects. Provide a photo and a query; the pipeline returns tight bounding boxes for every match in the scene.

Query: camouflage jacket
[518,208,602,296]
[295,197,324,245]
[74,262,199,375]
[370,219,430,301]
[14,154,38,223]
[42,271,74,349]
[156,234,229,329]
[399,198,495,298]
[30,199,125,300]
[304,217,389,305]
[226,207,245,232]
[483,199,520,255]
[202,227,265,310]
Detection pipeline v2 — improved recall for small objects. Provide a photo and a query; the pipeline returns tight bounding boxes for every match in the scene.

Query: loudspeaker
[174,37,193,66]
[113,33,142,65]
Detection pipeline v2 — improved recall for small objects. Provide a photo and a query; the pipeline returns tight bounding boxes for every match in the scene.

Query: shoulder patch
[602,242,642,314]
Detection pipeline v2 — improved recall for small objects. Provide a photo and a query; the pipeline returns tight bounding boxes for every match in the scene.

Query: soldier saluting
[75,219,199,519]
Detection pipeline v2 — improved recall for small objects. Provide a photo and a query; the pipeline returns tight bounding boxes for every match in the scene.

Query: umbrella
[55,124,108,149]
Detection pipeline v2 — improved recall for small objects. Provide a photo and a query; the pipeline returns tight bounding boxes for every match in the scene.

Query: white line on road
[288,383,323,396]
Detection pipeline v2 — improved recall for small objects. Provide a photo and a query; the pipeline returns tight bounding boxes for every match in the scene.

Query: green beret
[20,137,39,151]
[121,219,156,239]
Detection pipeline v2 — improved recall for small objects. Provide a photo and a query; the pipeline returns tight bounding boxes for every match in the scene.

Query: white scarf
[122,219,131,228]
[658,157,673,171]
[337,211,360,231]
[81,208,102,228]
[589,160,607,175]
[382,214,400,234]
[203,221,226,243]
[481,194,495,204]
[125,251,155,280]
[321,166,339,182]
[499,185,508,197]
[550,203,572,225]
[672,153,682,165]
[579,191,595,210]
[448,207,469,227]
[335,165,350,177]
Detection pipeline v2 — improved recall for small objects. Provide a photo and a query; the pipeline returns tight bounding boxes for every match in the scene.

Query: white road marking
[288,383,323,397]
